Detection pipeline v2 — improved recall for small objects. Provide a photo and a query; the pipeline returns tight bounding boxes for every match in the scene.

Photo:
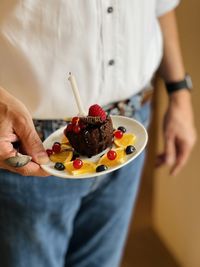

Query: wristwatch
[165,74,193,94]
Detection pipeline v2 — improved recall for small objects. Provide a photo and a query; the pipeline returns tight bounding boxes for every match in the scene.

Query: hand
[0,87,49,176]
[156,90,197,176]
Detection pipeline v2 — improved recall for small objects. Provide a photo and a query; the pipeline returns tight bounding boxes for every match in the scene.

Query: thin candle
[68,72,86,116]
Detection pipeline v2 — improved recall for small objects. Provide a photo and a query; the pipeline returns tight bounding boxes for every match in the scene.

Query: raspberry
[88,104,107,121]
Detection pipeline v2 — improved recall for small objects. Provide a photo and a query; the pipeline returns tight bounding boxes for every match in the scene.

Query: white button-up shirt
[0,0,180,119]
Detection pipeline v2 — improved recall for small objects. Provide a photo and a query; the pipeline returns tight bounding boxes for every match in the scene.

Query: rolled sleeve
[156,0,181,17]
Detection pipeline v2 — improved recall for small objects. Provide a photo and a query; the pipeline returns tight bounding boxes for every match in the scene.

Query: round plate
[41,115,148,179]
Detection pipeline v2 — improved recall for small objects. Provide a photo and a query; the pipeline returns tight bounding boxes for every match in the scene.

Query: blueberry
[117,126,126,133]
[54,162,65,171]
[96,165,108,172]
[125,145,136,155]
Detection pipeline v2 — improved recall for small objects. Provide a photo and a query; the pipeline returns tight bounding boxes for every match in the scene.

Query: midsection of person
[0,0,162,119]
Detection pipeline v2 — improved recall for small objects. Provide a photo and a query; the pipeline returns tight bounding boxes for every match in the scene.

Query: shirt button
[108,59,115,66]
[107,7,114,13]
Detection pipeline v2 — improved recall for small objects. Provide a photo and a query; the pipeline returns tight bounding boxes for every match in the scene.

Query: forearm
[156,10,196,176]
[158,10,185,83]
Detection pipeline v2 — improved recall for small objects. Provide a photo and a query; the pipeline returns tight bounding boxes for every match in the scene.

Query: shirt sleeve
[156,0,181,17]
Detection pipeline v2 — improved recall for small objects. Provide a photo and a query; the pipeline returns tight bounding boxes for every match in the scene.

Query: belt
[102,88,153,117]
[33,88,153,141]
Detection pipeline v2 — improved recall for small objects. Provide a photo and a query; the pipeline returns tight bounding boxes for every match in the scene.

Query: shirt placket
[101,0,117,100]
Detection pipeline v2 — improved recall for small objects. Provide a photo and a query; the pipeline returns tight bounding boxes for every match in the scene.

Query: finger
[165,135,176,166]
[0,133,18,143]
[14,118,48,165]
[0,161,49,177]
[170,141,191,176]
[0,131,19,159]
[0,141,17,160]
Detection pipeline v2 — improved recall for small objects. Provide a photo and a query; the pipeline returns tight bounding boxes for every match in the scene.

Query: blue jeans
[0,98,151,267]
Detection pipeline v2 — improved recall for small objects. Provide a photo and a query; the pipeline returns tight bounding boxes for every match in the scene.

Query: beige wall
[153,1,200,267]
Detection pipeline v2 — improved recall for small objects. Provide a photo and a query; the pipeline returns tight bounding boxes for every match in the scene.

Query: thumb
[15,120,48,164]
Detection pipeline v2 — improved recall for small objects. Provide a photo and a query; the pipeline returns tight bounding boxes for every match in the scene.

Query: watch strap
[165,74,192,94]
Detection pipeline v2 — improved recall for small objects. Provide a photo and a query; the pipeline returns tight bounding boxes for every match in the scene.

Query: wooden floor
[122,227,181,267]
[121,103,181,267]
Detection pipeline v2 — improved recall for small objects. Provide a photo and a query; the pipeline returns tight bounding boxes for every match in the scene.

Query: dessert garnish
[117,126,126,133]
[46,149,53,157]
[98,148,126,167]
[47,129,137,175]
[54,162,65,171]
[50,150,73,163]
[96,164,108,172]
[52,142,61,153]
[125,145,136,155]
[88,104,107,121]
[114,133,136,148]
[107,150,117,160]
[73,159,83,169]
[65,160,96,175]
[114,130,123,139]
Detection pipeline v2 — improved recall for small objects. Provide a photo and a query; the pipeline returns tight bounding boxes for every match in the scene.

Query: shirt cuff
[156,0,181,17]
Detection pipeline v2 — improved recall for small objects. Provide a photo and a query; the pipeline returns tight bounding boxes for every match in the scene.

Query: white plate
[41,115,148,179]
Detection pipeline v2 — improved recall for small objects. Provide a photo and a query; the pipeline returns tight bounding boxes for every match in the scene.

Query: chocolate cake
[64,105,114,157]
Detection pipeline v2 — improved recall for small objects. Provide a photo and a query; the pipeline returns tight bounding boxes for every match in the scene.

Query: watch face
[185,74,193,89]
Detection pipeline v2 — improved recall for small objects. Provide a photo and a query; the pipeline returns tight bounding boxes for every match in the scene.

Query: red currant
[73,159,83,169]
[114,130,123,139]
[107,150,117,160]
[46,149,53,157]
[66,123,73,132]
[52,142,61,153]
[73,125,81,134]
[72,116,79,125]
